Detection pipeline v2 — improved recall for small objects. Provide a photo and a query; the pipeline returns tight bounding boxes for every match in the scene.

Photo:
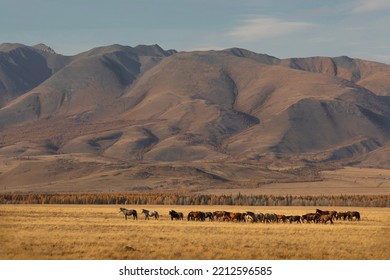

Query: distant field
[1,204,389,260]
[1,152,390,196]
[199,167,390,196]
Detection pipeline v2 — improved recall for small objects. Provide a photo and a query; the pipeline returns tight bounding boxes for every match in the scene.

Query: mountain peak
[32,43,56,54]
[134,44,177,57]
[223,47,280,64]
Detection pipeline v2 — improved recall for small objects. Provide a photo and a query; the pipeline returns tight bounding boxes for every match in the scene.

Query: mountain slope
[1,44,390,168]
[0,43,71,107]
[281,56,390,96]
[0,44,176,127]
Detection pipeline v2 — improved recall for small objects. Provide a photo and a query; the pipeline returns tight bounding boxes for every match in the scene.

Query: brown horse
[277,214,288,223]
[302,213,320,223]
[188,211,205,221]
[316,209,337,218]
[319,214,334,224]
[213,211,228,221]
[223,212,244,222]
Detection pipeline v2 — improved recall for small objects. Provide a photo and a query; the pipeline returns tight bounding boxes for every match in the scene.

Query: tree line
[0,193,389,207]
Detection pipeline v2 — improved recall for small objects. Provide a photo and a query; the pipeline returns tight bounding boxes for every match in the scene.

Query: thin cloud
[227,16,312,41]
[353,0,390,13]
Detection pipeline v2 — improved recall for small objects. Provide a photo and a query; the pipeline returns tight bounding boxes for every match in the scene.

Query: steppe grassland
[0,204,389,260]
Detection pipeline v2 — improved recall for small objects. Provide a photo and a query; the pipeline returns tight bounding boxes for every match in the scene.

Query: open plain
[1,204,389,260]
[1,154,390,195]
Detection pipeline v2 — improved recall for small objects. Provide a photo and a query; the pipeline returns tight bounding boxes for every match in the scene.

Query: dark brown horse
[302,213,320,223]
[336,212,349,220]
[188,211,205,221]
[288,215,302,224]
[347,211,361,221]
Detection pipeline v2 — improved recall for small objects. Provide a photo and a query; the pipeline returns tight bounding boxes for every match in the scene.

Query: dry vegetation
[1,204,389,260]
[1,192,389,207]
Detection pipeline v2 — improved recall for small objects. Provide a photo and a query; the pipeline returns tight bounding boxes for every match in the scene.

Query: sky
[1,0,390,64]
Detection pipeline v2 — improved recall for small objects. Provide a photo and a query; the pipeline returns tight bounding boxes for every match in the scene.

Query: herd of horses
[119,207,361,224]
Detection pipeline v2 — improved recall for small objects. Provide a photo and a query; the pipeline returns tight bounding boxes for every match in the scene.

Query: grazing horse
[302,213,320,223]
[224,212,244,222]
[288,215,301,224]
[169,210,184,220]
[245,211,257,223]
[264,213,278,223]
[347,211,361,221]
[188,211,205,221]
[277,214,288,223]
[119,207,137,220]
[336,212,349,220]
[142,209,159,220]
[204,212,214,221]
[256,213,265,223]
[213,211,227,221]
[244,213,255,223]
[319,214,334,224]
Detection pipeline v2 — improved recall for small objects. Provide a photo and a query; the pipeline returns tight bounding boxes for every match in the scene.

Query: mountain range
[1,42,390,192]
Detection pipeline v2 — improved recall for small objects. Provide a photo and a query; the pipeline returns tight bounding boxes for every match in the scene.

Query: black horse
[169,210,184,220]
[119,207,138,220]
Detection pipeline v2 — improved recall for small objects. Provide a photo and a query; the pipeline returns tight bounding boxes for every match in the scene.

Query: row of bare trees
[0,193,389,207]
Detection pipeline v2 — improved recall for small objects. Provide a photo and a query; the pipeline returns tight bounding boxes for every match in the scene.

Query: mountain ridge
[1,43,390,170]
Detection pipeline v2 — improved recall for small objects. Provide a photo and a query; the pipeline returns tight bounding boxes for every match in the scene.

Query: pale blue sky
[1,0,390,63]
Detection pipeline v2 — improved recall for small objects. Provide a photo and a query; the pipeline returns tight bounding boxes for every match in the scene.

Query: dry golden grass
[0,204,389,260]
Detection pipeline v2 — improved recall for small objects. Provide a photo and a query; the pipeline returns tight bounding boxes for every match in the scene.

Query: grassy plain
[2,153,390,196]
[1,204,389,260]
